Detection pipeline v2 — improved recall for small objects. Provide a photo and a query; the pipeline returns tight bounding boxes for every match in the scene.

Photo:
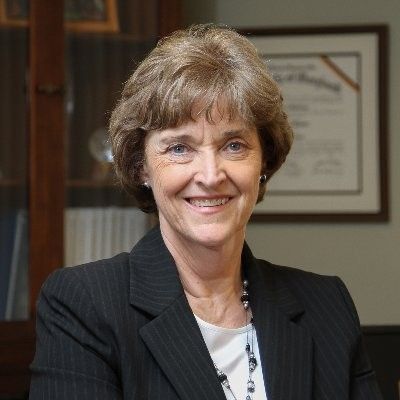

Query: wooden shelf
[0,179,25,187]
[66,31,158,43]
[0,320,34,397]
[67,179,117,188]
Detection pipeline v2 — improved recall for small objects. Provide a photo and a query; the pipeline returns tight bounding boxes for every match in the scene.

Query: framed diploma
[243,26,388,222]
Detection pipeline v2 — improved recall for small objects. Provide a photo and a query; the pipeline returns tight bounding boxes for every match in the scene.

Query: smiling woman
[29,24,382,400]
[109,24,293,214]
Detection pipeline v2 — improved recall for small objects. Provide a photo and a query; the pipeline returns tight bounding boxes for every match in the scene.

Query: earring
[259,175,267,184]
[143,182,151,189]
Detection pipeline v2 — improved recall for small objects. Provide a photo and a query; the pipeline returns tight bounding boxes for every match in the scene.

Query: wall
[183,0,400,325]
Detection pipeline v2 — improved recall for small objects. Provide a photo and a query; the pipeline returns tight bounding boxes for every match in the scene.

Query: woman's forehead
[185,97,251,126]
[171,116,247,134]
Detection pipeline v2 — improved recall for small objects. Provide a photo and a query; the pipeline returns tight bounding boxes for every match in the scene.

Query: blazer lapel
[140,294,226,400]
[243,244,313,400]
[129,227,226,400]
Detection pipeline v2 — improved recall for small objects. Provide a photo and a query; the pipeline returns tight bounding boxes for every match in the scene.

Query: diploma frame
[241,26,389,222]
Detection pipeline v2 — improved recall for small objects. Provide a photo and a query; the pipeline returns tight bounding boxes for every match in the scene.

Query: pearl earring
[259,175,267,184]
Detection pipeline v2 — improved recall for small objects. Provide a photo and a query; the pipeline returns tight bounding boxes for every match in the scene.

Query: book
[64,207,150,268]
[0,211,18,319]
[5,210,28,320]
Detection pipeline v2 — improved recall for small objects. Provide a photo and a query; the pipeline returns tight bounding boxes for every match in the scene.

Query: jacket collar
[129,226,305,320]
[241,241,305,320]
[129,226,312,400]
[129,225,183,316]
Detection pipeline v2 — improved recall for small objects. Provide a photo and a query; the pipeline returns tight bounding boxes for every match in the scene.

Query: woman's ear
[261,159,267,178]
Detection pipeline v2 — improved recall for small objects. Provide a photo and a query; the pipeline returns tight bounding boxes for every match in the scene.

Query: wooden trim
[377,26,389,222]
[0,321,34,397]
[238,24,389,37]
[29,1,65,316]
[362,325,400,335]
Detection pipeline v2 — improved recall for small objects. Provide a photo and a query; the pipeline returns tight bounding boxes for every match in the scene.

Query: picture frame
[242,26,388,222]
[0,0,119,32]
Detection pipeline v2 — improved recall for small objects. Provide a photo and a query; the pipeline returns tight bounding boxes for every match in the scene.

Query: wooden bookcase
[0,1,181,397]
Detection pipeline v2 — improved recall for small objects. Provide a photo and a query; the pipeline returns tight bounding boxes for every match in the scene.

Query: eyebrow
[223,129,247,137]
[159,134,194,144]
[158,129,248,144]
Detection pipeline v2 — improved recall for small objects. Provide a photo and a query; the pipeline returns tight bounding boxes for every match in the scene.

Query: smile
[187,198,230,207]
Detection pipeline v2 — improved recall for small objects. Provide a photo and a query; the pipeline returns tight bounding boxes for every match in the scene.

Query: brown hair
[109,24,293,213]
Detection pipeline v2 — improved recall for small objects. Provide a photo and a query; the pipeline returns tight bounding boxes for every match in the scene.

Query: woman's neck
[160,224,246,328]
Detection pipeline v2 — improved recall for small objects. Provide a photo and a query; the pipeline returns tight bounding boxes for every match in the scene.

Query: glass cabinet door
[0,24,29,320]
[0,1,64,395]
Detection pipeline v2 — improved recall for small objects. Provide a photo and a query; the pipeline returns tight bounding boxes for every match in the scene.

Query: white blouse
[195,315,268,400]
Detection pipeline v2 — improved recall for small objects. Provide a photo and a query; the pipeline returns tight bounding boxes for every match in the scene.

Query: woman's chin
[181,223,243,249]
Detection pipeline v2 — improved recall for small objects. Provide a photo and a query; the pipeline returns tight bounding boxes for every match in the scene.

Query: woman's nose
[193,152,226,188]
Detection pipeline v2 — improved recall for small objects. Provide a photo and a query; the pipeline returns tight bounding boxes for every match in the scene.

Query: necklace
[213,279,258,400]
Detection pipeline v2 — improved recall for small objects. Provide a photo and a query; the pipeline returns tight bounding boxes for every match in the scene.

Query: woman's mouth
[187,198,230,207]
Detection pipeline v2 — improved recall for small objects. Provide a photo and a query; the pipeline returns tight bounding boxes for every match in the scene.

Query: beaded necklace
[213,280,258,400]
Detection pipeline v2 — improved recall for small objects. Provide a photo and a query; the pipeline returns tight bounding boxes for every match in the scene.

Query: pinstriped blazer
[29,226,382,399]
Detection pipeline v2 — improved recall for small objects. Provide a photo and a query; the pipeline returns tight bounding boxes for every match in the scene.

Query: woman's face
[143,105,263,248]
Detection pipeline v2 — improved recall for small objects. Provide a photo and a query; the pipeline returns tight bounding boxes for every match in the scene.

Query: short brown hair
[109,24,293,213]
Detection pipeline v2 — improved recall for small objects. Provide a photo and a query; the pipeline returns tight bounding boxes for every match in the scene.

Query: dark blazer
[30,226,382,399]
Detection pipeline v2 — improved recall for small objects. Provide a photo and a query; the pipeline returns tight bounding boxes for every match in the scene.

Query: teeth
[189,198,229,207]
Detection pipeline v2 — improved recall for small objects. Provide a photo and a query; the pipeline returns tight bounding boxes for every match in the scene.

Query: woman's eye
[169,144,187,154]
[227,141,243,152]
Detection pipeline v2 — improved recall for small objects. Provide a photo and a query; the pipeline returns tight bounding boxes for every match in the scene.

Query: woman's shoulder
[256,259,360,326]
[40,252,132,313]
[46,251,130,283]
[257,258,344,289]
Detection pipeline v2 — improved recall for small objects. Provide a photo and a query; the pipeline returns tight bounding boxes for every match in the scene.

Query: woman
[30,24,381,399]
